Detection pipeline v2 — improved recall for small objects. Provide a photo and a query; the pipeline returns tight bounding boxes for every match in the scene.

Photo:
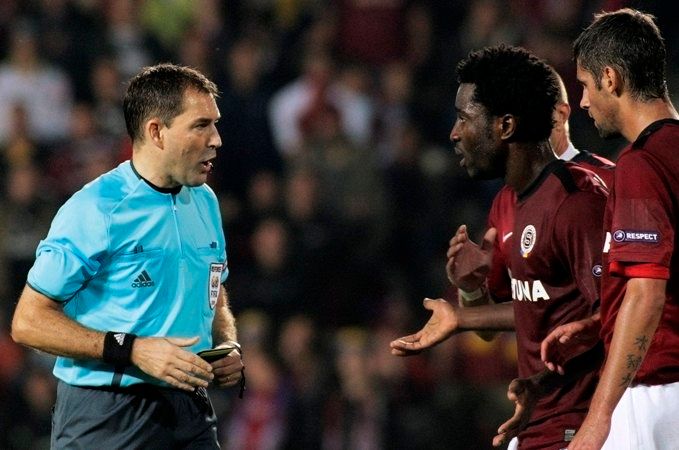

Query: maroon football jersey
[487,151,614,305]
[508,160,607,449]
[570,150,615,188]
[487,185,517,302]
[601,119,679,386]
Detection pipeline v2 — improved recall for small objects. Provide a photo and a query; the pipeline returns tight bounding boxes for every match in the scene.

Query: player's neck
[505,141,557,194]
[549,132,569,158]
[620,96,679,142]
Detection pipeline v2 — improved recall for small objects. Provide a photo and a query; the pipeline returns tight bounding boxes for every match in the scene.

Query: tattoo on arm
[626,354,642,370]
[634,335,649,352]
[619,335,649,387]
[620,372,633,386]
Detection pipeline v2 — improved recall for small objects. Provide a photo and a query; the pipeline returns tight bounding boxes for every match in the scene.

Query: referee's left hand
[210,346,244,388]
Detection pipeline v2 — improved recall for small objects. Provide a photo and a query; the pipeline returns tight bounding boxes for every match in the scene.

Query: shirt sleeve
[27,195,109,301]
[609,261,669,279]
[608,151,673,272]
[554,190,607,306]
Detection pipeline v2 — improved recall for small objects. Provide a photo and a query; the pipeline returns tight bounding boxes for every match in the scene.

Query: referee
[11,63,243,449]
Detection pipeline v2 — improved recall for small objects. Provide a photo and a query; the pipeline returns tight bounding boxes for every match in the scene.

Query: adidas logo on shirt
[132,270,155,288]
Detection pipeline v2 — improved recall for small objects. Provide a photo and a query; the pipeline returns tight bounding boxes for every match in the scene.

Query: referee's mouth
[201,158,215,172]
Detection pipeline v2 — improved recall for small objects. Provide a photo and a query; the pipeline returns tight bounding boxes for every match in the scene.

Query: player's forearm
[12,285,105,360]
[587,278,665,419]
[212,288,237,344]
[458,302,515,331]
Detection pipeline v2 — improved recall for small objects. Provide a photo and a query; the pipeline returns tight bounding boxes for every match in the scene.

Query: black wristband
[103,331,137,367]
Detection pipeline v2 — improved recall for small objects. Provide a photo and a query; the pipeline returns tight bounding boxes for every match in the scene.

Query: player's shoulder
[554,160,609,197]
[571,150,615,169]
[571,150,615,189]
[618,119,679,171]
[632,118,679,150]
[488,184,516,226]
[552,163,608,226]
[492,184,516,204]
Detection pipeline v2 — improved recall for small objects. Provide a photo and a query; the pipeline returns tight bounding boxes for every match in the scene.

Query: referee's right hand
[131,336,214,391]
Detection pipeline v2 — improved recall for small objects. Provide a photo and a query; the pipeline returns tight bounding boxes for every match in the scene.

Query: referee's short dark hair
[124,63,219,142]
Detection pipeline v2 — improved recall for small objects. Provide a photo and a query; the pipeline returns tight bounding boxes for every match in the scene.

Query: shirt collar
[558,142,580,162]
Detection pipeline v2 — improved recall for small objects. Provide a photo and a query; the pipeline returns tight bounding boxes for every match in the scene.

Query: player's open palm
[390,298,459,356]
[541,315,601,374]
[446,225,496,291]
[131,336,214,391]
[493,377,540,447]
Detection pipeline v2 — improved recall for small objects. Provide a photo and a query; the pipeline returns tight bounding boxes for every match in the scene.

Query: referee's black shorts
[51,381,220,449]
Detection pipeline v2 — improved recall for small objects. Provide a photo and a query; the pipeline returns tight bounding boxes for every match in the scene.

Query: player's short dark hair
[124,63,219,142]
[574,8,667,101]
[456,45,559,142]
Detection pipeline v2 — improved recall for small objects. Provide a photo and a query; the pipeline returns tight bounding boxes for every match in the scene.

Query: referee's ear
[145,117,165,150]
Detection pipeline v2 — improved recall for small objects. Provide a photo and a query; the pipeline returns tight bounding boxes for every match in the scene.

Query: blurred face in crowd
[158,88,222,187]
[577,64,621,139]
[450,83,505,179]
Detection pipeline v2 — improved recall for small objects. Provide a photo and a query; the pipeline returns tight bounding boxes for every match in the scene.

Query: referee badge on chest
[208,263,223,309]
[520,225,536,258]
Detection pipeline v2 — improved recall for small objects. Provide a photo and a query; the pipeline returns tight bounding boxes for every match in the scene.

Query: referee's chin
[183,176,209,188]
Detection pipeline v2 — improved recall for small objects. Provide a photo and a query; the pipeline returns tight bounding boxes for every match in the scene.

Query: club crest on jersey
[208,263,223,309]
[612,229,660,244]
[520,225,536,258]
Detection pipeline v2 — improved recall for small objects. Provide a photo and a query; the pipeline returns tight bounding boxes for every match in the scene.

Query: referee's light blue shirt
[27,161,228,387]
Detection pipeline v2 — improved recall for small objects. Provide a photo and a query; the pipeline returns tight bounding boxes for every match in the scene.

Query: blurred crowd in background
[0,1,677,449]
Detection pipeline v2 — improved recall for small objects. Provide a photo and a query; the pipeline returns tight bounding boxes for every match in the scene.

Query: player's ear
[602,66,623,97]
[499,114,516,140]
[554,102,571,129]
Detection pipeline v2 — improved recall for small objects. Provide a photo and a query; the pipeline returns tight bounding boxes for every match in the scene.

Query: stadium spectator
[0,22,73,147]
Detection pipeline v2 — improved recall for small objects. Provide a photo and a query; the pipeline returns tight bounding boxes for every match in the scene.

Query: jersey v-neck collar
[516,159,563,202]
[129,160,182,195]
[632,118,679,149]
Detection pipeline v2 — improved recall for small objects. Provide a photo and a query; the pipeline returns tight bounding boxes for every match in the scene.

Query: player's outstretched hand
[446,225,496,291]
[131,336,214,391]
[390,298,459,356]
[541,315,601,374]
[209,344,245,388]
[493,377,540,447]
